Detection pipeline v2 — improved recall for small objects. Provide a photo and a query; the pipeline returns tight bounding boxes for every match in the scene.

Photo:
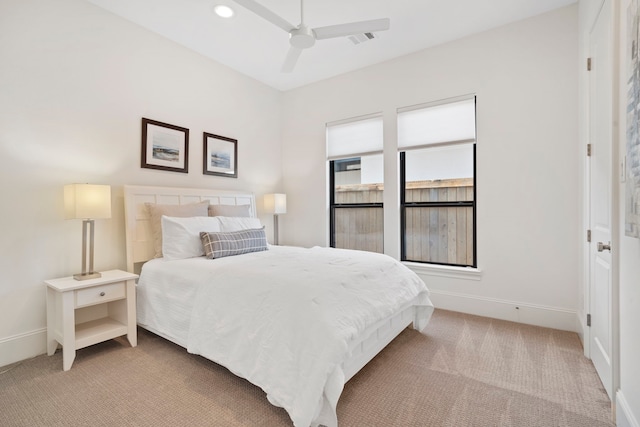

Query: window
[327,115,384,253]
[398,96,476,267]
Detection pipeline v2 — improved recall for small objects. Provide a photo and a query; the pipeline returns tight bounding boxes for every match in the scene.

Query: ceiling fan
[233,0,390,72]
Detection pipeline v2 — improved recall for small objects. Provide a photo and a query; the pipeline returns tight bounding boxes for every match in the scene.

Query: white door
[588,0,614,400]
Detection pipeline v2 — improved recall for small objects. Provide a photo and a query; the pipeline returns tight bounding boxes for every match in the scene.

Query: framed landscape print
[627,0,640,238]
[141,118,189,173]
[203,132,237,178]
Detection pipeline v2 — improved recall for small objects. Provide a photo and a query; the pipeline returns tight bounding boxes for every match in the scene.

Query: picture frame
[141,118,189,173]
[627,0,640,238]
[203,132,238,178]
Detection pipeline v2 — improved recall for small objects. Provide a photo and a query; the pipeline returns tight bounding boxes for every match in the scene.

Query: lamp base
[273,215,279,246]
[74,219,102,281]
[73,272,102,281]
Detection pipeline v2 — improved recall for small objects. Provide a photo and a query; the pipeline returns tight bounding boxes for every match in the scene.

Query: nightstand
[45,269,138,371]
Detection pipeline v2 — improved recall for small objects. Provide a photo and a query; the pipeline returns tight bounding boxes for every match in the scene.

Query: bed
[123,185,434,427]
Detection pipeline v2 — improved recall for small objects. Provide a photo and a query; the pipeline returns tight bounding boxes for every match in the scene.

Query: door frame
[581,0,620,410]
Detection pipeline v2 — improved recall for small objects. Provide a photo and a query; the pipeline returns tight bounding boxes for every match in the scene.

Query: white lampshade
[64,184,112,220]
[264,193,286,215]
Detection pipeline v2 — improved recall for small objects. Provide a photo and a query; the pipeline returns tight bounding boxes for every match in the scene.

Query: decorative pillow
[216,216,262,232]
[200,228,268,259]
[208,204,251,218]
[161,216,221,260]
[146,201,209,258]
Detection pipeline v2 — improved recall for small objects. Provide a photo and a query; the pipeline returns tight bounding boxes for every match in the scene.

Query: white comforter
[138,246,433,427]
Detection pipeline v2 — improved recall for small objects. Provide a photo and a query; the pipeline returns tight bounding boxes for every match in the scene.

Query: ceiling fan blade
[312,18,390,40]
[282,47,303,73]
[233,0,296,33]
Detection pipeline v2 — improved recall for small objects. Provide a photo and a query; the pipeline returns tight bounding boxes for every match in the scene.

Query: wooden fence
[334,178,474,265]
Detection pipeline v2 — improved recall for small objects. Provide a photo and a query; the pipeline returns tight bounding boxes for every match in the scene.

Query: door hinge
[587,229,591,242]
[587,313,591,327]
[587,57,592,71]
[587,144,592,156]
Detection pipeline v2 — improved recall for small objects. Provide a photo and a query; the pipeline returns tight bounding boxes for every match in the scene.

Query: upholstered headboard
[123,185,256,273]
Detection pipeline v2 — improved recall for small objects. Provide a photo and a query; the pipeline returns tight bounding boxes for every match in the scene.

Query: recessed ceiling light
[213,5,234,18]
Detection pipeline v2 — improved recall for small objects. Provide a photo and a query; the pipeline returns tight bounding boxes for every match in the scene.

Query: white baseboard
[617,390,640,427]
[429,289,578,332]
[0,328,47,369]
[576,308,590,357]
[575,309,585,342]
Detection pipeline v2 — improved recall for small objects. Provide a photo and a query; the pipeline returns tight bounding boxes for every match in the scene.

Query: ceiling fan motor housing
[290,26,315,49]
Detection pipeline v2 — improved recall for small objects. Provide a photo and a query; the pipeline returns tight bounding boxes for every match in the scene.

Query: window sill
[403,262,482,281]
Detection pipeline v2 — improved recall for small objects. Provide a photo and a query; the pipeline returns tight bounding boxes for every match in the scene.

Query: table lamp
[64,184,112,280]
[264,193,286,245]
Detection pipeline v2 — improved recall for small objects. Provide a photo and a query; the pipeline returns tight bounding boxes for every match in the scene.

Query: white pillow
[146,201,209,258]
[216,216,262,232]
[161,216,221,260]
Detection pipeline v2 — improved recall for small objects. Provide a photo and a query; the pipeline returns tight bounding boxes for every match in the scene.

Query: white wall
[281,5,580,330]
[0,0,283,367]
[615,0,640,424]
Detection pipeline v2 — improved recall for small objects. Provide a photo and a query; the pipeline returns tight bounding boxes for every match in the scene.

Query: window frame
[399,143,477,268]
[329,158,384,250]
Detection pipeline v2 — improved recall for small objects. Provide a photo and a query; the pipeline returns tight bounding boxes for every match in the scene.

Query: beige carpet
[0,310,613,426]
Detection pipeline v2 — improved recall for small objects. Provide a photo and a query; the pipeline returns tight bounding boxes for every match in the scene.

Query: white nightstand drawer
[75,282,125,308]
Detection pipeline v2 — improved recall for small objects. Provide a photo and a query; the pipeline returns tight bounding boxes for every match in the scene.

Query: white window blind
[327,115,383,160]
[398,97,476,150]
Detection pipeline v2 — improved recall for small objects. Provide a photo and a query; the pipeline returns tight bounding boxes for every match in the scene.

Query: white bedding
[136,245,433,427]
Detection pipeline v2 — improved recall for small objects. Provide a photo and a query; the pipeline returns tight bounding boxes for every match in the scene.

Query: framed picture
[141,118,189,173]
[203,132,238,178]
[627,0,640,238]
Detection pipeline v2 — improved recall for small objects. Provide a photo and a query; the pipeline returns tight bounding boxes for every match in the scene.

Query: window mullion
[404,201,474,208]
[333,203,383,208]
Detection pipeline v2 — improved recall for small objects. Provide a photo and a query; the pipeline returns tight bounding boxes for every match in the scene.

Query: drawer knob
[99,292,106,297]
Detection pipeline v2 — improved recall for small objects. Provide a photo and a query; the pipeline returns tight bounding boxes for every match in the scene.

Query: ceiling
[85,0,577,91]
